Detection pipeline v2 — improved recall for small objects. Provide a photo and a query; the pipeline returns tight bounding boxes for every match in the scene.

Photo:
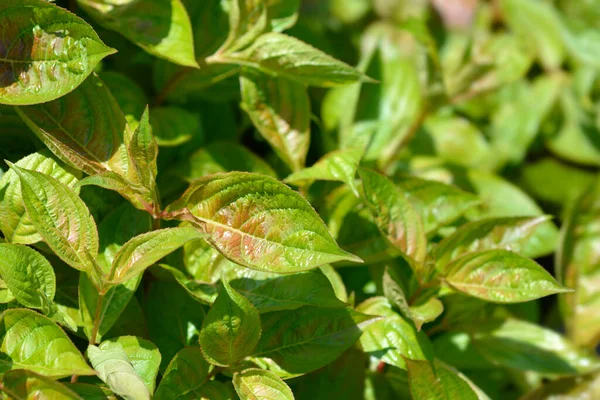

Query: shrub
[0,0,599,398]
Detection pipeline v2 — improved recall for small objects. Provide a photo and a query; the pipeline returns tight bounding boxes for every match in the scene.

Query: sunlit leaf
[78,0,198,67]
[0,152,80,244]
[0,309,94,378]
[285,148,363,196]
[0,244,55,309]
[233,368,294,400]
[405,359,478,400]
[0,0,115,105]
[221,0,268,54]
[2,369,84,399]
[240,68,310,172]
[165,172,361,273]
[227,33,367,87]
[445,250,570,303]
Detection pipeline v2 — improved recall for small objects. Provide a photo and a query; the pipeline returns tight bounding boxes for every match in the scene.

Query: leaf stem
[205,366,225,382]
[89,291,106,345]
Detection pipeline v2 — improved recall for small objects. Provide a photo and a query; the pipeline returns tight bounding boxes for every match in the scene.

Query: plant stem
[205,366,225,382]
[89,291,106,345]
[71,375,79,383]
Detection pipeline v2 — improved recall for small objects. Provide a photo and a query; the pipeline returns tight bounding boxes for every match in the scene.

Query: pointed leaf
[78,0,198,67]
[558,178,600,347]
[406,359,478,400]
[436,216,551,270]
[129,108,158,195]
[285,148,363,196]
[165,172,361,273]
[11,165,98,273]
[15,74,131,178]
[0,152,80,244]
[2,369,83,399]
[109,227,207,284]
[266,0,300,31]
[395,176,480,234]
[472,318,600,375]
[229,268,346,313]
[0,309,94,378]
[87,341,150,400]
[251,306,377,378]
[0,0,115,105]
[102,336,161,395]
[200,280,261,366]
[76,171,153,213]
[154,347,210,400]
[359,169,427,266]
[356,297,433,369]
[228,33,366,87]
[221,0,268,53]
[233,368,294,400]
[445,249,570,303]
[0,244,55,309]
[240,68,310,172]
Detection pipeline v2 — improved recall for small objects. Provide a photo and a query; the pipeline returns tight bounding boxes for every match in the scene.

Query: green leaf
[102,336,161,394]
[154,347,211,400]
[266,0,300,31]
[1,369,84,399]
[405,359,478,400]
[500,0,565,69]
[165,172,361,273]
[179,142,276,183]
[558,178,600,347]
[15,74,131,177]
[445,250,570,303]
[285,148,363,196]
[359,169,427,267]
[436,216,551,270]
[227,33,367,87]
[251,306,377,378]
[11,165,99,274]
[200,280,261,366]
[0,0,115,105]
[240,68,310,172]
[233,368,294,400]
[0,309,94,378]
[229,268,346,313]
[471,318,600,375]
[144,282,205,372]
[356,297,433,369]
[109,227,207,284]
[100,71,148,121]
[395,176,480,235]
[66,383,115,399]
[0,152,80,244]
[78,0,198,67]
[80,274,141,344]
[221,0,268,54]
[0,244,55,309]
[149,106,201,147]
[463,170,559,258]
[128,108,158,196]
[87,341,150,400]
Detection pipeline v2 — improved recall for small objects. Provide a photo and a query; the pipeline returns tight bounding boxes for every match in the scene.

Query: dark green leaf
[149,106,201,147]
[405,359,478,400]
[200,280,261,366]
[251,306,377,378]
[154,347,210,400]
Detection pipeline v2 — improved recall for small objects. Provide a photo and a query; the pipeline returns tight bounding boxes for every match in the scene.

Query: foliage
[0,0,599,398]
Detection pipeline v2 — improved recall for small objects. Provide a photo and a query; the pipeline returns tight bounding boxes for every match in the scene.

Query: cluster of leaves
[0,0,599,398]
